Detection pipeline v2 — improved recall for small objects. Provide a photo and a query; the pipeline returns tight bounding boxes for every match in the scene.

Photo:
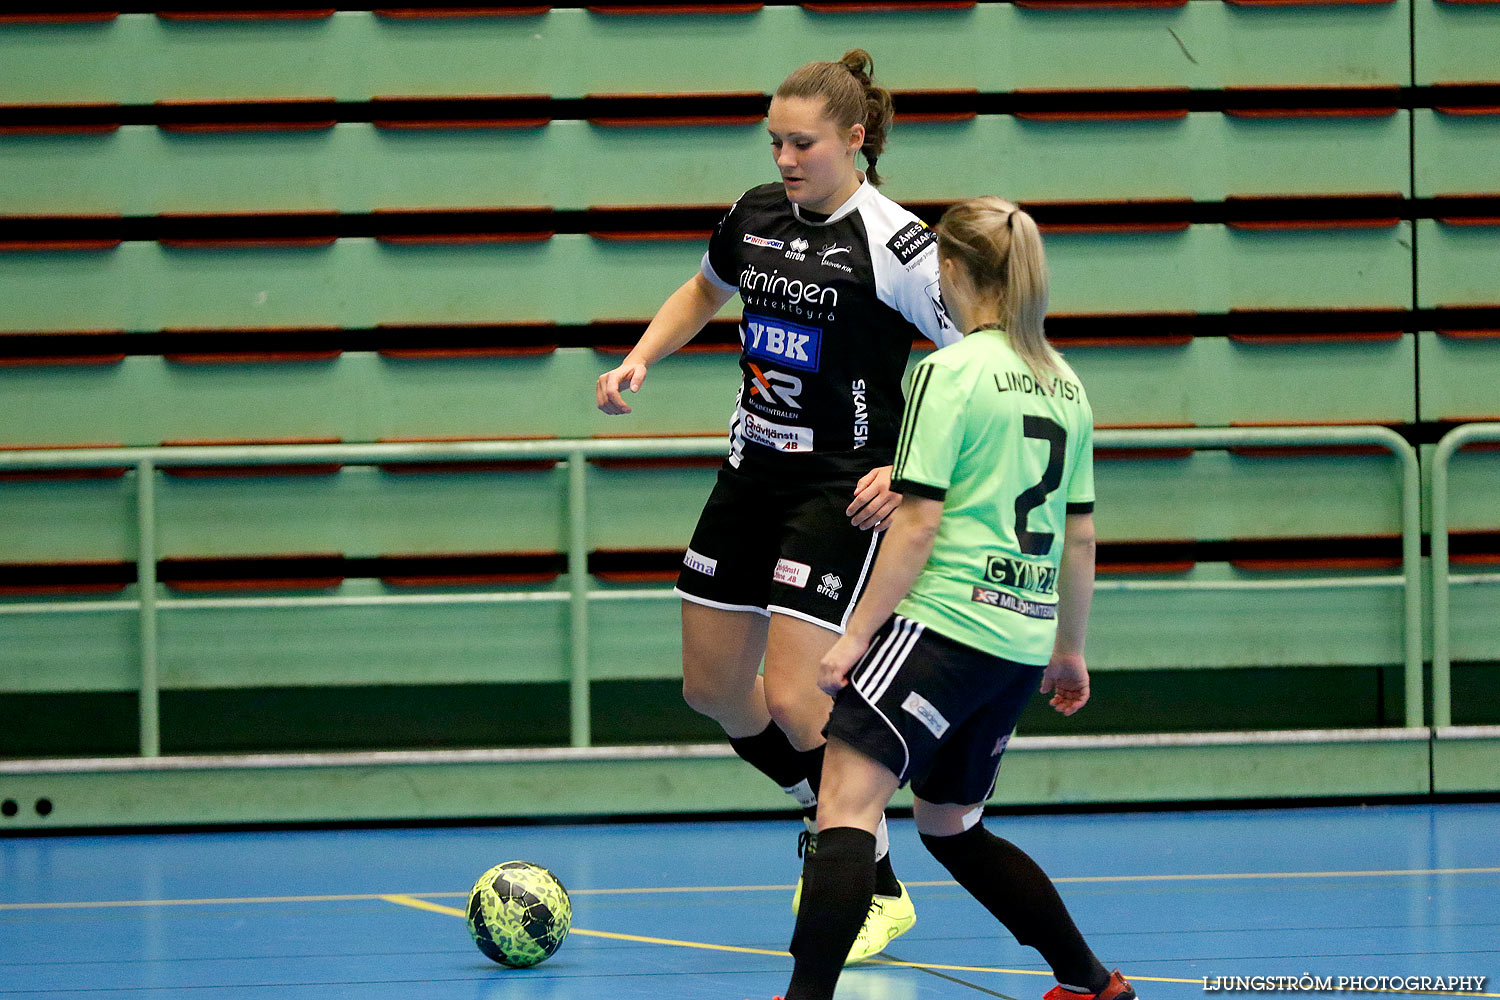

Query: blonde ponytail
[935,197,1061,380]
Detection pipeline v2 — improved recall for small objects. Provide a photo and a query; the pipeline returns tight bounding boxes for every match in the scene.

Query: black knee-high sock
[788,738,898,896]
[727,724,823,809]
[873,849,900,897]
[726,726,900,893]
[922,824,1110,993]
[786,827,875,1000]
[800,741,825,807]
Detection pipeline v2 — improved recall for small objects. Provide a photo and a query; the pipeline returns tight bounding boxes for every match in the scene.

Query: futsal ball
[466,861,572,968]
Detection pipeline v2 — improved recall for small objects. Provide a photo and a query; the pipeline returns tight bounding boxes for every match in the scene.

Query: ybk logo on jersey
[743,313,822,372]
[743,234,785,250]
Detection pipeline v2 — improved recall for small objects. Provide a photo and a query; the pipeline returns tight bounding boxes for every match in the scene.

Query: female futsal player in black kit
[596,50,959,963]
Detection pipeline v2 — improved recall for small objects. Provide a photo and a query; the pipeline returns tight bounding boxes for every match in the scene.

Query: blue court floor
[1,803,1496,999]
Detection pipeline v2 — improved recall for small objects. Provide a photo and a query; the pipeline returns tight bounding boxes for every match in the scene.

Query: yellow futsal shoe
[844,881,916,965]
[791,816,816,914]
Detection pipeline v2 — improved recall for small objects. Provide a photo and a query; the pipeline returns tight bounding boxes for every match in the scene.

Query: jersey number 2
[1015,416,1066,556]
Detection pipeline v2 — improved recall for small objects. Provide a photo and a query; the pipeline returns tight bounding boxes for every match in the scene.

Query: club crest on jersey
[887,219,937,268]
[743,313,822,372]
[819,243,854,273]
[744,233,785,250]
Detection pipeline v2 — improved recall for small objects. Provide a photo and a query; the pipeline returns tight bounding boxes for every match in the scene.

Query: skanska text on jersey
[994,370,1083,403]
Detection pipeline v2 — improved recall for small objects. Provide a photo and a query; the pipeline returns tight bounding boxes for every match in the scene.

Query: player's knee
[914,798,985,839]
[681,669,727,718]
[681,657,752,721]
[763,684,826,750]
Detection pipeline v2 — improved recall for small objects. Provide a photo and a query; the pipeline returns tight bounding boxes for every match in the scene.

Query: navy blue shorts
[824,614,1043,805]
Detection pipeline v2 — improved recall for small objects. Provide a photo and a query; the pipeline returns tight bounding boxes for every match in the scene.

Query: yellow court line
[377,894,1500,998]
[568,927,788,958]
[403,865,1500,897]
[0,893,396,911]
[5,865,1498,912]
[377,894,465,918]
[379,895,788,957]
[867,959,1200,985]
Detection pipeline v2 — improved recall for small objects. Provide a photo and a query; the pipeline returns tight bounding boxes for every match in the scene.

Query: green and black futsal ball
[466,861,572,967]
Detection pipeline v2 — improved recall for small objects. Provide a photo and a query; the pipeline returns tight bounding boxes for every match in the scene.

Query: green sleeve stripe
[894,363,935,480]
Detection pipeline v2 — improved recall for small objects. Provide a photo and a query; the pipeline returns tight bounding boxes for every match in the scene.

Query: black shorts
[674,463,882,633]
[824,614,1044,805]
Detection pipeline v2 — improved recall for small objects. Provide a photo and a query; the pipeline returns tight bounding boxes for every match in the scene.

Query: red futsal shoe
[1043,970,1138,1000]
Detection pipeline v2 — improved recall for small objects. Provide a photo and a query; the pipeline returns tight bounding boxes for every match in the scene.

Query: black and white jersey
[700,180,961,479]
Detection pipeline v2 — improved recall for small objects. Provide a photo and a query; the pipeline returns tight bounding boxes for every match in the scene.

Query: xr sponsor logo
[747,363,803,410]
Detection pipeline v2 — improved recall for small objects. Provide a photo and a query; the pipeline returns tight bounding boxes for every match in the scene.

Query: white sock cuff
[781,779,817,810]
[874,814,890,862]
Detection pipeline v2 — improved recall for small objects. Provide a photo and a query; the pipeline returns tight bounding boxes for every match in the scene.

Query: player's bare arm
[819,495,943,694]
[1041,511,1096,716]
[596,272,735,415]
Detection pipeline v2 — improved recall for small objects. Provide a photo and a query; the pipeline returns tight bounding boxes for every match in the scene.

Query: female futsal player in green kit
[765,197,1136,1000]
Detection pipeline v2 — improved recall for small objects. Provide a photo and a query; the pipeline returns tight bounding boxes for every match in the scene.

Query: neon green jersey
[890,329,1094,663]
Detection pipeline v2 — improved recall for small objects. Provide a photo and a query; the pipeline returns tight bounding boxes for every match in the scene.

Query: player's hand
[847,466,901,531]
[596,362,648,415]
[1040,652,1090,716]
[819,633,870,695]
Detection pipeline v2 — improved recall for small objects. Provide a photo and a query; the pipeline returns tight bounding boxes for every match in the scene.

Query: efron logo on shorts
[817,573,842,599]
[773,558,811,589]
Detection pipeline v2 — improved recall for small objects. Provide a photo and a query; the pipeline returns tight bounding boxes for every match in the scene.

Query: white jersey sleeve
[860,193,963,348]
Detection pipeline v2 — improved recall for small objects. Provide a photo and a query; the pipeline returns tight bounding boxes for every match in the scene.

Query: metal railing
[0,425,1424,755]
[1430,422,1500,730]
